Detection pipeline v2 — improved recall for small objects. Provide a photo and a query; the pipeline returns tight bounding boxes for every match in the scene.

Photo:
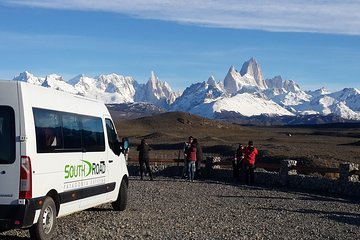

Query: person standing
[193,138,203,179]
[186,141,197,182]
[233,144,244,181]
[242,140,258,185]
[182,136,193,178]
[137,139,153,181]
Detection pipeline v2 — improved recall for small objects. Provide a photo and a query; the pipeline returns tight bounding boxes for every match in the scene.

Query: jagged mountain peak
[98,73,127,82]
[330,88,360,100]
[147,71,174,94]
[13,71,45,85]
[223,58,269,95]
[229,65,236,73]
[316,87,330,95]
[149,70,158,87]
[240,58,257,75]
[306,87,331,99]
[96,73,136,95]
[146,71,169,91]
[13,71,33,81]
[205,75,226,94]
[240,58,266,89]
[207,75,216,86]
[266,75,301,93]
[133,71,177,108]
[224,66,242,94]
[41,74,77,94]
[170,80,225,113]
[331,102,360,120]
[265,75,283,87]
[67,74,86,85]
[341,87,360,95]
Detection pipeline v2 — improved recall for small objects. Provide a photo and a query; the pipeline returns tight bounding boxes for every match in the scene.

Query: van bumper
[0,197,44,230]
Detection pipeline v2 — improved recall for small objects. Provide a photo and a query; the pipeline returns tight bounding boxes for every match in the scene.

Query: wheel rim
[42,205,54,234]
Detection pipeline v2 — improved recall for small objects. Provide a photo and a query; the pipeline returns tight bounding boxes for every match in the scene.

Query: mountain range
[13,70,179,109]
[12,58,360,123]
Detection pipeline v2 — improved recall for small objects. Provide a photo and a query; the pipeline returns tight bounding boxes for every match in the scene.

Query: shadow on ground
[256,207,360,227]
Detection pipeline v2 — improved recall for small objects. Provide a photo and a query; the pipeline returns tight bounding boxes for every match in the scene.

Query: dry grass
[114,112,360,168]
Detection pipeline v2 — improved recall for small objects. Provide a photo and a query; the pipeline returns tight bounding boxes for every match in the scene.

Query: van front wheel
[112,179,128,211]
[29,197,57,240]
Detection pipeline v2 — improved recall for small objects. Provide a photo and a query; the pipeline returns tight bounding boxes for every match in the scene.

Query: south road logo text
[64,160,106,179]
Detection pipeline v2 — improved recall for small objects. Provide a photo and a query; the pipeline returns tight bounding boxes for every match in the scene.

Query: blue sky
[0,0,359,91]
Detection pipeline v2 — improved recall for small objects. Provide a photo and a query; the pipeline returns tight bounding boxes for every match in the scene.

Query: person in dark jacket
[182,136,193,178]
[242,140,258,185]
[193,138,203,179]
[233,144,244,181]
[137,139,153,181]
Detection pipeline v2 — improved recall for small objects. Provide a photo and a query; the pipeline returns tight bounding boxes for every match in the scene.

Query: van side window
[105,118,119,155]
[33,108,105,153]
[62,113,81,150]
[0,106,15,164]
[33,108,63,153]
[82,116,105,152]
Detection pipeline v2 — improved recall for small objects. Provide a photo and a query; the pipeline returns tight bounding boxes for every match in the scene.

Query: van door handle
[0,171,5,174]
[109,160,113,163]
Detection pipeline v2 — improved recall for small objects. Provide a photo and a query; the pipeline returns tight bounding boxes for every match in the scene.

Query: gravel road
[1,176,359,239]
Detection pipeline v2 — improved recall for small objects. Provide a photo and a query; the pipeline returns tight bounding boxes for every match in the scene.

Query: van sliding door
[79,116,107,208]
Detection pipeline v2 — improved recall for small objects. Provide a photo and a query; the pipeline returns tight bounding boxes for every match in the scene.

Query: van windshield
[0,106,15,164]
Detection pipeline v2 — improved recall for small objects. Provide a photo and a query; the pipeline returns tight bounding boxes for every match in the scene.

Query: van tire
[112,180,127,211]
[29,197,57,240]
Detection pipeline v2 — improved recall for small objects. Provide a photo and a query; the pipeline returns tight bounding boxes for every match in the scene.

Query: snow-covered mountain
[240,58,267,90]
[290,88,360,120]
[134,71,178,108]
[13,71,178,108]
[170,74,292,118]
[188,93,294,119]
[224,58,267,94]
[12,57,360,123]
[42,74,78,94]
[262,76,360,120]
[170,76,226,113]
[264,75,312,110]
[170,58,360,121]
[13,71,45,85]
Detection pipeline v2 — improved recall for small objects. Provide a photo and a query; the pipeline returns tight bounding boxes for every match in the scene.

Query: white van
[0,80,129,239]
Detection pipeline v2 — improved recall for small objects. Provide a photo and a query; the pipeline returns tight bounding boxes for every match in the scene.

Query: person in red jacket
[242,140,258,185]
[186,141,197,182]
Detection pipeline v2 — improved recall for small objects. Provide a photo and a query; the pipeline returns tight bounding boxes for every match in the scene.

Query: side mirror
[122,137,129,152]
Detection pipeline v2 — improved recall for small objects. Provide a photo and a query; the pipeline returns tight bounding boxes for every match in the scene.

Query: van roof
[0,80,110,117]
[1,80,103,104]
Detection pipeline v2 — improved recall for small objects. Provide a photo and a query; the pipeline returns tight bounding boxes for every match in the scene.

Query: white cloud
[2,0,360,35]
